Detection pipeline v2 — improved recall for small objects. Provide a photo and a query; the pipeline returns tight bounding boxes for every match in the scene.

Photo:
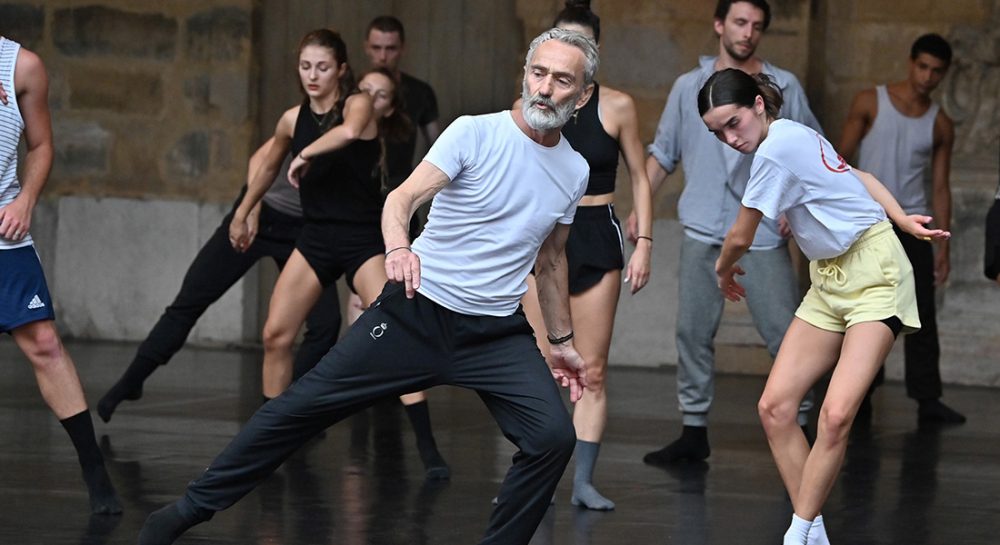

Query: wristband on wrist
[637,235,653,243]
[298,151,309,161]
[385,246,411,257]
[546,331,574,345]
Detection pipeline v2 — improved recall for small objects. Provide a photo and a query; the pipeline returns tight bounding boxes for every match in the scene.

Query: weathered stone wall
[0,1,256,202]
[0,1,261,344]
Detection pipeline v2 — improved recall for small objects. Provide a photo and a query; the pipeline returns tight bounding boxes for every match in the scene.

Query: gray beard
[521,82,578,131]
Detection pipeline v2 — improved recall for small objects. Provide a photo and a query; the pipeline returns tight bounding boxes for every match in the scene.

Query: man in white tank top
[838,33,965,425]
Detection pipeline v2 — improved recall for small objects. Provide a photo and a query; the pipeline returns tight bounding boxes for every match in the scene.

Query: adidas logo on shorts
[27,295,45,310]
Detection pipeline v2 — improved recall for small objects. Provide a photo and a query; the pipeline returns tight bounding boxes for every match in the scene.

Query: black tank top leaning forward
[561,82,620,196]
[290,99,382,224]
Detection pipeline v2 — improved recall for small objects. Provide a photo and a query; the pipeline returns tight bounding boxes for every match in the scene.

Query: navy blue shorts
[1,246,56,333]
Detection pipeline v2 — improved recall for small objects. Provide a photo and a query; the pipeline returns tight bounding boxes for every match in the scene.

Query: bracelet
[298,151,309,161]
[546,331,574,345]
[637,235,653,243]
[385,246,411,257]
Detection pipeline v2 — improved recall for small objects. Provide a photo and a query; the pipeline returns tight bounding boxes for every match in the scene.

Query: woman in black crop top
[226,30,448,478]
[518,1,654,511]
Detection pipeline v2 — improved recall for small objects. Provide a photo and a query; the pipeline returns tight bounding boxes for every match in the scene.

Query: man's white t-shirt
[742,119,886,261]
[412,111,589,316]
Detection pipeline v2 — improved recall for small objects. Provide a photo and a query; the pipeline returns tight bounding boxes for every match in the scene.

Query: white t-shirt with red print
[742,119,886,261]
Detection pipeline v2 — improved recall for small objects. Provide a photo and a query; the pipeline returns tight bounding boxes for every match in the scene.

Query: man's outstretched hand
[549,343,588,403]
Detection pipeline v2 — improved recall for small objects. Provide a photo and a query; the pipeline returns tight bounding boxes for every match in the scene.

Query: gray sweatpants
[675,235,814,426]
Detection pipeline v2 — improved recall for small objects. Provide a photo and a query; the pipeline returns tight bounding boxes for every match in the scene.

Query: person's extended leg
[138,284,450,545]
[757,318,843,545]
[98,220,263,421]
[741,247,816,427]
[353,255,450,479]
[794,322,894,520]
[758,319,842,506]
[261,250,323,398]
[13,320,122,514]
[449,314,576,545]
[644,236,722,466]
[292,282,342,382]
[568,270,620,510]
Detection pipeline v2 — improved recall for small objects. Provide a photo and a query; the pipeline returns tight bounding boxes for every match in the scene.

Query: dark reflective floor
[2,340,998,544]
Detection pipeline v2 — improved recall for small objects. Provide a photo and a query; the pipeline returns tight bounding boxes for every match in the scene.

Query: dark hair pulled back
[697,68,783,119]
[553,0,600,42]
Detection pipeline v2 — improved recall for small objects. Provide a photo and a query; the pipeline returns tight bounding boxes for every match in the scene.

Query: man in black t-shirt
[364,15,441,190]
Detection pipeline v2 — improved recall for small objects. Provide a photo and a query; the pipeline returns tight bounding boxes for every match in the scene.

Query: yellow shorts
[795,220,920,334]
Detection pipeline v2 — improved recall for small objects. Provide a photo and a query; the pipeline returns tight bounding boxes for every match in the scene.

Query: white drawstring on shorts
[816,260,846,289]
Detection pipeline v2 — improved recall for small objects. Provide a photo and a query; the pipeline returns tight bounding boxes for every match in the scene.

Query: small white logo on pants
[370,323,388,339]
[27,295,45,310]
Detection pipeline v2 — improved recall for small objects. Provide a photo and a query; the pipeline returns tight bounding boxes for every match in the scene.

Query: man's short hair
[367,15,405,43]
[525,28,600,87]
[714,0,771,31]
[911,33,952,65]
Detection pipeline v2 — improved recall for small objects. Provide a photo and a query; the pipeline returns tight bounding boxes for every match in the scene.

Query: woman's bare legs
[568,270,621,510]
[759,318,895,543]
[522,271,622,509]
[261,250,323,398]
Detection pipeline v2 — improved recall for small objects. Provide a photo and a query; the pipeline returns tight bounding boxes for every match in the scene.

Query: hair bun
[565,0,591,9]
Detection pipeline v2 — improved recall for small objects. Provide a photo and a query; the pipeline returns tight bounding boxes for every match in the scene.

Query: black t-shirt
[385,72,439,190]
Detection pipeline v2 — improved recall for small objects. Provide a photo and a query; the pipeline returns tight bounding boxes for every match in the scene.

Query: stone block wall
[0,1,260,344]
[0,1,256,202]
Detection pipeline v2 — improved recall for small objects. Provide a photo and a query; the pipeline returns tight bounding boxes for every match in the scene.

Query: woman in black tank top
[228,29,371,398]
[224,31,448,477]
[518,2,654,511]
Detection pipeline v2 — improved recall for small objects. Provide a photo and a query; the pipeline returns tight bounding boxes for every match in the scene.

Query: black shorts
[986,198,1000,280]
[296,221,384,292]
[1,246,56,333]
[565,204,625,295]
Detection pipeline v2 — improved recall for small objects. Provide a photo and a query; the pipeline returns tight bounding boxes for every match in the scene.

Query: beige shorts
[795,220,920,334]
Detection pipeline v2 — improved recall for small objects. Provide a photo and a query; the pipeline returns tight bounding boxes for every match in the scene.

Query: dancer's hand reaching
[549,342,588,403]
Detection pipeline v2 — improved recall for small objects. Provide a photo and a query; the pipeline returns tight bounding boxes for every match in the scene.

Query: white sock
[807,515,831,545]
[783,514,812,545]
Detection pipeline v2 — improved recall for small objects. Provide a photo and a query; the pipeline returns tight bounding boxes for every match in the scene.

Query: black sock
[404,401,450,480]
[643,425,710,466]
[138,501,207,545]
[60,410,122,514]
[97,355,159,422]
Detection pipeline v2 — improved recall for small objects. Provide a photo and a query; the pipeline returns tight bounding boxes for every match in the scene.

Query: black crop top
[561,82,620,196]
[290,99,382,224]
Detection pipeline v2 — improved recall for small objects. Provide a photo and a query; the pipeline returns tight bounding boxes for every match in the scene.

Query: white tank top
[857,85,938,215]
[0,37,32,250]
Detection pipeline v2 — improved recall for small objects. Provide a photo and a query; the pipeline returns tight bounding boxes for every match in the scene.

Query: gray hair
[524,28,599,87]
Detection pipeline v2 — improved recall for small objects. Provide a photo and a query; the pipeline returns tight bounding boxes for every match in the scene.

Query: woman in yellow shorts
[698,68,950,545]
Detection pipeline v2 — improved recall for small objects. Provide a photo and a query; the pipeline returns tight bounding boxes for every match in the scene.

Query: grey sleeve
[646,83,685,174]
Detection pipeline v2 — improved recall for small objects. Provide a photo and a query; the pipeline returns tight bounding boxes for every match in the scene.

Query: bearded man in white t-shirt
[138,28,596,545]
